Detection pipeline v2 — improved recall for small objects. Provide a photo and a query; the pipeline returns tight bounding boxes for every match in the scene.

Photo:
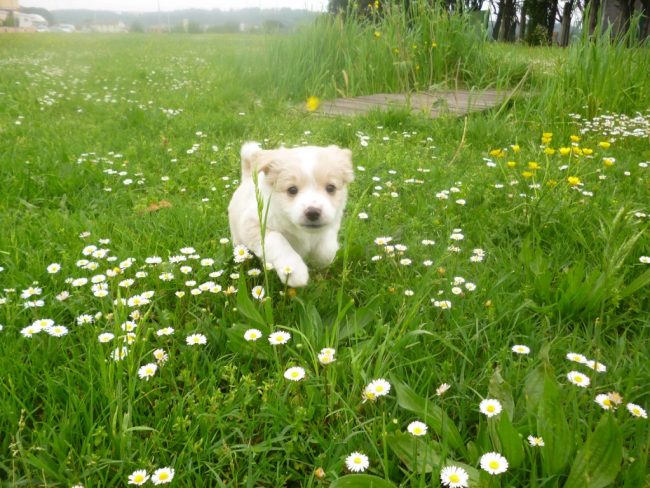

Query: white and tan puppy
[228,142,354,287]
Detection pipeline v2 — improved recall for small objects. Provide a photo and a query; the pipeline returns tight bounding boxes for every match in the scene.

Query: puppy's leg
[264,232,310,287]
[310,229,340,268]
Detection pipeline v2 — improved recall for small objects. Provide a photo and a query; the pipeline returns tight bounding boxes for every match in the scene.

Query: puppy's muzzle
[304,207,322,222]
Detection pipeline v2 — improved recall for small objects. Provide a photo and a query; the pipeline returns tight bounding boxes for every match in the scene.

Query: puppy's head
[242,143,353,229]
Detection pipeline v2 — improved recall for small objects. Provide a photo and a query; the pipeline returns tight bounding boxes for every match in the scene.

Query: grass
[0,30,649,487]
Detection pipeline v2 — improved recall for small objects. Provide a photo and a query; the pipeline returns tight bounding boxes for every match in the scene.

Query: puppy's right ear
[241,142,276,177]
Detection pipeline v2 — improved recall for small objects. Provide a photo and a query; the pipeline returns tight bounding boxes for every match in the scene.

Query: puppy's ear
[328,146,354,184]
[241,142,278,177]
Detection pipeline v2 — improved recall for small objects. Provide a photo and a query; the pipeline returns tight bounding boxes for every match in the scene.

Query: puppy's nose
[305,207,322,222]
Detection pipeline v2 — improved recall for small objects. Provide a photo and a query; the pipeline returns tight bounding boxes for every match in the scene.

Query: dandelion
[626,403,647,419]
[251,286,265,300]
[440,465,469,487]
[345,452,369,473]
[138,363,158,381]
[527,435,545,447]
[268,331,291,345]
[480,452,509,475]
[151,467,174,485]
[479,399,503,417]
[186,333,207,345]
[567,371,590,387]
[512,344,530,355]
[567,176,581,186]
[284,366,306,381]
[305,96,321,112]
[407,421,428,436]
[128,470,149,486]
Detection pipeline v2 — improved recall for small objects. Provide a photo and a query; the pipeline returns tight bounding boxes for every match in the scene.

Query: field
[1,27,649,488]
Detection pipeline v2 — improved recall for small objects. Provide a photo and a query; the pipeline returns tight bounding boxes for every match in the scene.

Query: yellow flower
[489,148,504,157]
[542,132,553,138]
[547,179,558,187]
[541,137,552,145]
[507,161,517,168]
[415,64,420,71]
[511,144,520,152]
[582,148,593,155]
[527,161,540,170]
[559,147,571,156]
[572,147,583,156]
[522,171,534,178]
[393,47,399,54]
[598,141,611,149]
[570,135,581,142]
[567,176,581,186]
[603,158,615,167]
[305,96,321,112]
[544,147,556,155]
[373,30,381,38]
[431,41,437,48]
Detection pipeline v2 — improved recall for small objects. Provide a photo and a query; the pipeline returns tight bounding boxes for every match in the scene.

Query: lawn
[0,33,649,487]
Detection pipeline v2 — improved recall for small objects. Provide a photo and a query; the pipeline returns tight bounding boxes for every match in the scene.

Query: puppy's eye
[326,184,336,194]
[287,186,299,196]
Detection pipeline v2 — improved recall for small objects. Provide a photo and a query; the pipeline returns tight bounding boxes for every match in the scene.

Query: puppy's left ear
[329,146,354,184]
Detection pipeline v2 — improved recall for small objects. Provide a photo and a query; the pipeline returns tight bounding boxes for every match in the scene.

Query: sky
[19,0,329,11]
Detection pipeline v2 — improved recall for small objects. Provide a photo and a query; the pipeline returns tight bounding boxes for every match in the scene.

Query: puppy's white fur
[228,142,353,287]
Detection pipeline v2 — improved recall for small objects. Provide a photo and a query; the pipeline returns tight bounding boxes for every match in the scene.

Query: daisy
[46,325,69,337]
[21,325,40,338]
[527,435,545,447]
[284,366,306,381]
[153,349,168,363]
[567,371,590,387]
[585,360,607,372]
[186,333,207,345]
[440,465,469,487]
[98,332,115,343]
[626,403,648,419]
[512,344,531,355]
[363,378,391,401]
[479,399,502,417]
[407,421,428,436]
[71,278,88,287]
[318,349,336,365]
[436,383,451,396]
[480,452,508,475]
[240,328,261,342]
[138,363,158,381]
[156,327,174,336]
[47,263,61,274]
[566,352,588,364]
[159,272,174,281]
[251,286,265,300]
[151,467,175,485]
[233,245,252,263]
[268,331,291,345]
[111,346,129,361]
[345,452,369,473]
[594,394,616,410]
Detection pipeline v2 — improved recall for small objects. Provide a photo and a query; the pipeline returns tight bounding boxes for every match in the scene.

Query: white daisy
[244,329,262,341]
[406,421,428,436]
[186,333,207,345]
[345,452,369,473]
[138,363,158,381]
[480,452,508,475]
[284,366,306,381]
[151,467,174,485]
[440,465,469,487]
[479,399,503,417]
[567,371,590,387]
[268,331,291,345]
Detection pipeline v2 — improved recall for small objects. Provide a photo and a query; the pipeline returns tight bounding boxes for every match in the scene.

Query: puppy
[228,142,354,287]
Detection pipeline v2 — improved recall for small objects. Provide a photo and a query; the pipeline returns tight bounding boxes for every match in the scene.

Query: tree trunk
[588,0,601,35]
[641,0,650,40]
[546,0,559,43]
[499,0,516,40]
[559,0,574,45]
[493,0,505,39]
[519,2,527,40]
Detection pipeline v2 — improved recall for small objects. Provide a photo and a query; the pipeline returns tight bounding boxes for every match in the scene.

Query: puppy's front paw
[276,258,309,288]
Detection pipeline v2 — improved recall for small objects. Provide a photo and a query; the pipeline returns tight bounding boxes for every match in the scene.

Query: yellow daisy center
[376,386,384,392]
[449,474,460,482]
[159,472,169,480]
[489,460,499,469]
[633,408,640,415]
[134,474,145,482]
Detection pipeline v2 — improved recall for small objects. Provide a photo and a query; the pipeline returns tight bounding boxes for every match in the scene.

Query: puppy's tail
[240,141,262,178]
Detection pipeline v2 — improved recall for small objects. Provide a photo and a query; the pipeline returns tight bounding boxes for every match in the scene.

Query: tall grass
[265,4,527,99]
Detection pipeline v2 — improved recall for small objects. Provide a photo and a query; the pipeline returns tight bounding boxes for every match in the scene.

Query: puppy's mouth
[300,222,326,229]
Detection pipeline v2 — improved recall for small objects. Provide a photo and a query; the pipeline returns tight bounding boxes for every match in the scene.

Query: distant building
[86,21,128,33]
[0,0,19,10]
[16,12,47,29]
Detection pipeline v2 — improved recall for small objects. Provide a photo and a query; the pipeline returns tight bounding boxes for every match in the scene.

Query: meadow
[0,16,649,488]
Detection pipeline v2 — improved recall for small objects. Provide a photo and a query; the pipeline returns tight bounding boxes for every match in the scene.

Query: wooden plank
[313,89,512,118]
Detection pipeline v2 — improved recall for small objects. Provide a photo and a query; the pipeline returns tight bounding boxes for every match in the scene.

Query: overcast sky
[19,0,328,12]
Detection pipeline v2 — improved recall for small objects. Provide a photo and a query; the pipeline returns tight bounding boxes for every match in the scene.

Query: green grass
[1,32,649,487]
